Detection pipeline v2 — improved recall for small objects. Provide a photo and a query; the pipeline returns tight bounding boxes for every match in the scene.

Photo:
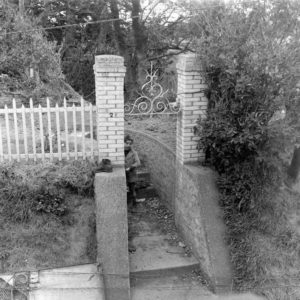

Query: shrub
[56,160,98,195]
[34,186,67,216]
[192,0,300,298]
[0,4,79,103]
[0,160,97,222]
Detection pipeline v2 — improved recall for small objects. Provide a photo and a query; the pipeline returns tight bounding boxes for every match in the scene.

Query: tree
[25,0,195,102]
[108,0,193,100]
[0,3,78,104]
[25,0,115,102]
[192,0,300,172]
[192,0,300,297]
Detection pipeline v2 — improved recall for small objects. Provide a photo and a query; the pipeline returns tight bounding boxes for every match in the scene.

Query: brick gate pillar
[176,53,208,164]
[94,55,126,165]
[94,55,130,300]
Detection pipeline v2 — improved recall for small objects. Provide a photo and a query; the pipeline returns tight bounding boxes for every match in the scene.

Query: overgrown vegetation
[0,4,79,104]
[0,160,98,272]
[9,0,196,102]
[193,0,300,298]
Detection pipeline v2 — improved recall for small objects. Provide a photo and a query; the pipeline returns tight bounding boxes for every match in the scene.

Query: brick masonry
[176,53,208,164]
[94,55,126,166]
[93,52,232,292]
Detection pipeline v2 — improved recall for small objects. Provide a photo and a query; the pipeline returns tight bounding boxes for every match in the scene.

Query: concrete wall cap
[176,53,203,72]
[95,55,124,64]
[94,55,125,72]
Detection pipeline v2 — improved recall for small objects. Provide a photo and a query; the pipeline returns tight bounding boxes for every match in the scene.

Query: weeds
[0,160,97,272]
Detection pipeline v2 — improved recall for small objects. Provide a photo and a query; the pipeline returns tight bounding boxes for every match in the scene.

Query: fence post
[176,53,208,164]
[94,55,126,165]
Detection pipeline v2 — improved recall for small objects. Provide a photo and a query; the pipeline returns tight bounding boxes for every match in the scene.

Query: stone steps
[130,265,213,300]
[128,170,214,299]
[128,170,265,300]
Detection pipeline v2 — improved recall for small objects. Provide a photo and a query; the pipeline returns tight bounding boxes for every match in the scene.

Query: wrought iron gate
[124,63,180,116]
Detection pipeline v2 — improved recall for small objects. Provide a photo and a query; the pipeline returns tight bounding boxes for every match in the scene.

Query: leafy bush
[57,160,97,195]
[34,186,66,216]
[192,0,300,298]
[0,160,97,222]
[0,4,79,103]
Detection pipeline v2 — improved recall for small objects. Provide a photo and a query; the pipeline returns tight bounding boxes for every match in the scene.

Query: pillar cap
[176,53,202,72]
[94,55,126,73]
[95,55,124,65]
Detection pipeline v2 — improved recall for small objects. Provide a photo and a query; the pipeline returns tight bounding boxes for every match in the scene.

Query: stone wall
[174,163,211,275]
[126,128,232,290]
[175,163,233,291]
[125,129,176,211]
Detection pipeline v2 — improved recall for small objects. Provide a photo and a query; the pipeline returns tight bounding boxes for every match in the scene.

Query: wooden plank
[12,99,20,161]
[21,104,28,160]
[64,98,70,160]
[55,102,62,161]
[1,151,98,160]
[2,106,92,114]
[46,98,53,161]
[1,105,95,114]
[4,105,11,161]
[38,104,45,161]
[72,103,78,160]
[81,98,86,159]
[89,102,94,159]
[0,117,3,162]
[30,99,37,161]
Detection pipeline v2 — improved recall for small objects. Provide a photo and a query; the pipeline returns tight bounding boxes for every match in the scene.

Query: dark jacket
[125,149,140,183]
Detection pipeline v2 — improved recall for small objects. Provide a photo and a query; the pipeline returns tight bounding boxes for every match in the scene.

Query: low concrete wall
[126,129,233,291]
[94,168,130,300]
[175,163,233,292]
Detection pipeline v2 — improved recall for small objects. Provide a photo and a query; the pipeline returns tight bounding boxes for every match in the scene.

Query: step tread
[129,234,198,273]
[130,265,213,300]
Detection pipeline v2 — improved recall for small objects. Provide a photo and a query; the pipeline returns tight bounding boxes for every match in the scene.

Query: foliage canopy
[0,3,79,104]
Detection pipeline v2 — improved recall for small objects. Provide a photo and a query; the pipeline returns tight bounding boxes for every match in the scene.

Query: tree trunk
[109,0,138,101]
[19,0,24,14]
[109,0,127,55]
[287,146,300,180]
[131,0,148,83]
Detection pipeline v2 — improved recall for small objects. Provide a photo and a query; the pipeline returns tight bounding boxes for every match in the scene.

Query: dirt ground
[125,115,177,152]
[128,197,212,288]
[128,197,192,257]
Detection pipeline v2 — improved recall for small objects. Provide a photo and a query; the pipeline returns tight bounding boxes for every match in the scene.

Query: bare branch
[161,8,176,26]
[142,0,161,24]
[161,16,184,32]
[147,43,194,61]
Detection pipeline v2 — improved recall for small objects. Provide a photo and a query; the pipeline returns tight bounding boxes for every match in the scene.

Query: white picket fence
[0,98,97,162]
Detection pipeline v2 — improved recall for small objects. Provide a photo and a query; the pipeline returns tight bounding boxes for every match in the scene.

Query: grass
[225,184,300,299]
[0,160,98,273]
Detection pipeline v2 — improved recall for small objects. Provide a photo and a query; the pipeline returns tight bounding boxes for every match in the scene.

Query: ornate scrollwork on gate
[124,64,180,115]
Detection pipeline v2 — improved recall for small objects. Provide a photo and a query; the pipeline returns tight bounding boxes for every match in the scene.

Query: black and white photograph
[0,0,299,299]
